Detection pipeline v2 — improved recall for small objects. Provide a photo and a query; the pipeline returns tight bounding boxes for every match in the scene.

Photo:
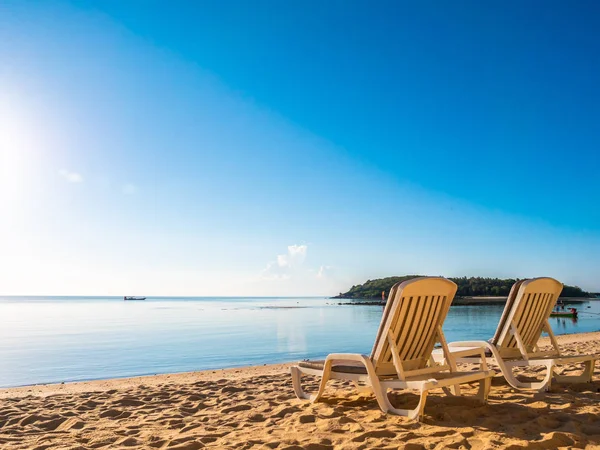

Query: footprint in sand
[87,435,119,448]
[77,400,101,411]
[114,397,145,407]
[99,409,131,419]
[248,413,267,422]
[37,417,73,431]
[351,429,396,442]
[430,429,459,438]
[116,436,140,447]
[19,414,51,426]
[179,404,207,415]
[271,405,301,418]
[220,386,247,394]
[166,437,205,450]
[298,414,315,424]
[402,444,427,450]
[302,444,334,450]
[161,418,185,429]
[179,423,202,433]
[220,404,252,414]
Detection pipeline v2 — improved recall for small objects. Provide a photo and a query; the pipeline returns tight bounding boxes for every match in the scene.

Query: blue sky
[1,1,599,295]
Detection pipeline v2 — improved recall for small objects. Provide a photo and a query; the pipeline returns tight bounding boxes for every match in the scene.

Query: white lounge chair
[435,277,598,392]
[291,277,494,420]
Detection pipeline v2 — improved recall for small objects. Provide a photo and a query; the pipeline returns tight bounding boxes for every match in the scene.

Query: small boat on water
[550,307,577,318]
[124,296,146,301]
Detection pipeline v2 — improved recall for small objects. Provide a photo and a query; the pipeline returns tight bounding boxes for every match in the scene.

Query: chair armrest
[444,342,493,371]
[325,353,371,363]
[322,354,379,379]
[447,340,492,349]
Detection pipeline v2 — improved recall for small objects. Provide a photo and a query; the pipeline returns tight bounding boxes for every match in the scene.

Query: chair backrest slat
[490,280,525,346]
[494,277,563,357]
[370,277,457,376]
[520,293,546,344]
[406,295,439,361]
[396,295,427,359]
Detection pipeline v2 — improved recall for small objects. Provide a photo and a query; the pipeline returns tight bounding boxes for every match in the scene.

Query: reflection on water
[0,296,599,387]
[275,309,308,354]
[553,316,578,330]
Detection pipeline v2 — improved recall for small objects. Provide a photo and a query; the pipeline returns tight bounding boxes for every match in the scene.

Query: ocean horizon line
[0,295,330,299]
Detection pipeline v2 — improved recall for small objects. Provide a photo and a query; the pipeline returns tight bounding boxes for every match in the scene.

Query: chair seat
[298,359,368,374]
[432,346,493,360]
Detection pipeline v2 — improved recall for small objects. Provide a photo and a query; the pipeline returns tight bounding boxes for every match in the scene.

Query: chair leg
[544,364,554,392]
[584,360,595,382]
[397,389,428,421]
[411,389,429,421]
[441,385,461,396]
[443,377,489,403]
[310,365,333,403]
[502,361,554,392]
[477,376,491,403]
[440,385,462,396]
[374,385,428,421]
[290,366,333,402]
[290,367,311,400]
[553,360,596,384]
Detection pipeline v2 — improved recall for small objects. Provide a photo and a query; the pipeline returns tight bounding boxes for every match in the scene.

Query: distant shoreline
[334,296,598,306]
[454,296,595,305]
[333,276,596,302]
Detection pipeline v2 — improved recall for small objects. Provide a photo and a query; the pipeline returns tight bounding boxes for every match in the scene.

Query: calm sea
[1,296,599,388]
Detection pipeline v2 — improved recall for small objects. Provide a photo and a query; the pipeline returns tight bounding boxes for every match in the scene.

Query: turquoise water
[1,296,599,388]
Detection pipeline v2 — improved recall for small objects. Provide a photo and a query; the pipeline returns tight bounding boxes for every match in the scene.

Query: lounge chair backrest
[370,277,458,377]
[489,279,526,346]
[494,277,563,358]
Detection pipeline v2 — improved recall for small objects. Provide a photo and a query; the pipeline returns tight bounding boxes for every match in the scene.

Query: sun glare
[0,88,40,205]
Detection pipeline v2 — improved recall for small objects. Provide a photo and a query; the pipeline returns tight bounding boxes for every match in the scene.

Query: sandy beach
[2,332,600,450]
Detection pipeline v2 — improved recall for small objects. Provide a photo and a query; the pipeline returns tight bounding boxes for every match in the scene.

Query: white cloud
[261,244,308,280]
[277,254,289,267]
[278,244,307,267]
[317,265,333,279]
[58,169,83,183]
[261,261,291,281]
[122,183,138,195]
[257,244,343,294]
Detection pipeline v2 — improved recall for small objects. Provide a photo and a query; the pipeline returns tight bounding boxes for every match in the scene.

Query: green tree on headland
[333,276,590,299]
